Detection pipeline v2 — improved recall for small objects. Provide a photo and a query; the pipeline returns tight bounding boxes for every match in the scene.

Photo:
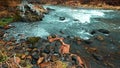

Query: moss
[55,60,68,68]
[62,62,67,68]
[0,17,14,27]
[13,14,21,22]
[0,51,8,62]
[27,37,41,44]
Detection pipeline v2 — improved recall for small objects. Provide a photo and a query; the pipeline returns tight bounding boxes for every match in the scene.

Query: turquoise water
[7,5,120,40]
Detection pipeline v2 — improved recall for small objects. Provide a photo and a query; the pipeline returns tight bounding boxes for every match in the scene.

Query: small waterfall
[18,0,47,22]
[19,0,28,17]
[19,0,45,16]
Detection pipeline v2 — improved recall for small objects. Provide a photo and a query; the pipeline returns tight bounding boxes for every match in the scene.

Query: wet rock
[32,65,39,68]
[92,53,103,61]
[98,29,110,34]
[54,42,61,53]
[28,44,34,49]
[96,35,104,41]
[46,7,55,11]
[32,52,39,59]
[0,30,4,37]
[18,3,47,22]
[83,40,93,44]
[71,55,79,65]
[74,37,81,41]
[4,24,13,29]
[63,54,71,61]
[9,37,16,42]
[19,39,26,43]
[43,45,50,54]
[90,30,96,35]
[25,52,29,55]
[73,19,79,21]
[86,47,97,53]
[50,55,59,62]
[31,59,37,64]
[59,17,65,21]
[2,64,8,68]
[59,30,64,34]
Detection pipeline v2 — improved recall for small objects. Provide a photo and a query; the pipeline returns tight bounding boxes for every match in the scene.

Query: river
[7,5,120,40]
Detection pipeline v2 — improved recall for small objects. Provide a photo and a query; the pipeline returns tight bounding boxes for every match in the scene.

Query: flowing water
[6,5,120,68]
[7,5,120,40]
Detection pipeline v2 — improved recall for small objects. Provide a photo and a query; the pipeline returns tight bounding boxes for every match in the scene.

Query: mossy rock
[54,60,68,68]
[0,17,14,27]
[27,37,41,44]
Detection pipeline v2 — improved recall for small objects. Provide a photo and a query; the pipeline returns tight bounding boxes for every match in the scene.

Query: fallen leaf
[40,62,51,68]
[21,54,26,59]
[37,57,44,64]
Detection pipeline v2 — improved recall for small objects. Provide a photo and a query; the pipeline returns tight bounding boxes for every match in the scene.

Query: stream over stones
[6,5,120,40]
[1,5,120,68]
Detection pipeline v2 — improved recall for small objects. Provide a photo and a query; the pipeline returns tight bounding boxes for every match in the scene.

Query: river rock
[90,30,96,35]
[43,45,50,54]
[32,65,39,68]
[18,3,47,22]
[59,17,65,21]
[32,52,39,59]
[92,53,103,61]
[50,55,58,62]
[98,29,110,34]
[71,55,79,65]
[46,7,55,13]
[96,35,104,41]
[0,30,4,37]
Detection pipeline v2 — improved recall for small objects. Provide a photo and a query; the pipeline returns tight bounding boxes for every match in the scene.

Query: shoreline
[43,3,120,10]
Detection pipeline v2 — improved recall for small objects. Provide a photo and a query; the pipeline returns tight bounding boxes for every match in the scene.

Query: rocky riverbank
[0,25,120,68]
[36,0,120,10]
[0,1,120,68]
[0,2,48,28]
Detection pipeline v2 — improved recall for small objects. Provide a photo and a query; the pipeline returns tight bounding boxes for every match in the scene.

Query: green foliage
[62,62,67,68]
[0,17,14,27]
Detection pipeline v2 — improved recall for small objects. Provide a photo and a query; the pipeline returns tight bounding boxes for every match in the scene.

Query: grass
[0,17,14,27]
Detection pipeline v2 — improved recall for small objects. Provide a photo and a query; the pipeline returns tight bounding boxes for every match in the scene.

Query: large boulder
[18,2,47,22]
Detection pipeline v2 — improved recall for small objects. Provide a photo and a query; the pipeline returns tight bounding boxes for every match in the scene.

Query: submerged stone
[98,29,110,34]
[59,17,65,21]
[46,7,55,12]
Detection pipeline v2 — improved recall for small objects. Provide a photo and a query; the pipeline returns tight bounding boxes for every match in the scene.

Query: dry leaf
[37,57,44,64]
